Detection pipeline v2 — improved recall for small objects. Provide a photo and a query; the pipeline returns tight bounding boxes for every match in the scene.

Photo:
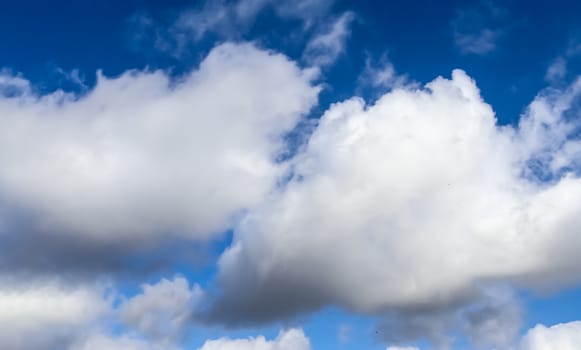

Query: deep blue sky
[2,0,579,122]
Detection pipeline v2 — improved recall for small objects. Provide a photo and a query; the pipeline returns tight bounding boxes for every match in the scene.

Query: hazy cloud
[452,1,507,55]
[357,53,416,98]
[546,57,568,83]
[129,0,336,58]
[545,38,581,84]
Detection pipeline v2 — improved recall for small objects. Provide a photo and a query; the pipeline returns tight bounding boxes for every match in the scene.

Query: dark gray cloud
[375,287,521,349]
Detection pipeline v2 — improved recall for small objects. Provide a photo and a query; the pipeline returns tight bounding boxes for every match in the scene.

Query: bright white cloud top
[197,329,311,350]
[519,321,581,350]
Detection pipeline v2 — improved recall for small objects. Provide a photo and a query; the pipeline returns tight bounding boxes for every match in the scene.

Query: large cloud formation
[1,35,581,349]
[209,69,581,339]
[0,42,319,274]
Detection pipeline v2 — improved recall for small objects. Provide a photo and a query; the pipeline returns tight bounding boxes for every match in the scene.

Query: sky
[0,0,580,349]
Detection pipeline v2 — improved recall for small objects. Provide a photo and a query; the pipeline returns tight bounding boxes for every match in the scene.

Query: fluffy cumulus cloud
[0,275,206,350]
[0,42,322,349]
[208,69,581,346]
[87,276,201,350]
[0,279,110,350]
[0,42,319,274]
[198,328,311,350]
[519,321,581,350]
[120,276,203,342]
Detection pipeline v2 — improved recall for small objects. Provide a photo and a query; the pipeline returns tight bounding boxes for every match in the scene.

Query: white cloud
[0,279,110,350]
[386,347,420,350]
[358,53,414,92]
[120,276,203,341]
[0,43,319,251]
[198,328,311,350]
[303,12,355,67]
[520,321,581,350]
[0,275,201,350]
[0,69,31,96]
[210,69,581,347]
[1,32,581,349]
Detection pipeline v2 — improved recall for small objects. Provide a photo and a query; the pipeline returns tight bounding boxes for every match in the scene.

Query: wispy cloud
[128,0,336,58]
[546,56,568,83]
[302,12,355,67]
[451,1,508,55]
[357,53,414,93]
[545,38,581,84]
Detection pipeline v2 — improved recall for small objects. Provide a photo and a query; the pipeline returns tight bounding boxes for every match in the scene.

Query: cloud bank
[207,69,581,346]
[1,32,581,348]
